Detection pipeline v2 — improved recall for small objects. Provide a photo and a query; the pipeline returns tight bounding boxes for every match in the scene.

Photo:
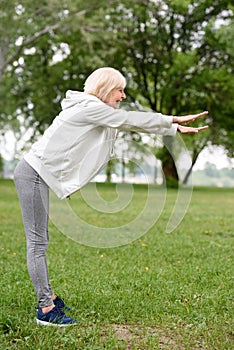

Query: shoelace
[52,306,66,316]
[35,297,70,311]
[55,297,71,310]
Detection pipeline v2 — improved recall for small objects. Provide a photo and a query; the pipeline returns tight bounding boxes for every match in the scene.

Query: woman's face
[104,88,126,109]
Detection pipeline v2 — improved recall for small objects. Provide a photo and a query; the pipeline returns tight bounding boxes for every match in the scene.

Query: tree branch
[0,0,120,77]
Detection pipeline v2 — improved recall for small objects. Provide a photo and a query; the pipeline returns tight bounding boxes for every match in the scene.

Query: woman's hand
[173,111,209,134]
[173,111,209,125]
[177,125,209,134]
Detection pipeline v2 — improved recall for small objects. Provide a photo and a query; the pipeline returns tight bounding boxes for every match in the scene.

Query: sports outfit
[14,91,177,324]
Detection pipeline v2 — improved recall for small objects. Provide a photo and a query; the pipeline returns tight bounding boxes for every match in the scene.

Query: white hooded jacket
[24,91,178,199]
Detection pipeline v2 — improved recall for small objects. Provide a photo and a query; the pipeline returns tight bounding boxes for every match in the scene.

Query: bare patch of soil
[107,324,204,350]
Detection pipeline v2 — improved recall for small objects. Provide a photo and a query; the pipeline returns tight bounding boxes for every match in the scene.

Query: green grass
[0,179,233,349]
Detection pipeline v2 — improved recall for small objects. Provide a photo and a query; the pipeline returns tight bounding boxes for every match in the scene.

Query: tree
[98,0,234,183]
[0,154,3,177]
[1,0,233,185]
[0,0,117,135]
[0,0,68,140]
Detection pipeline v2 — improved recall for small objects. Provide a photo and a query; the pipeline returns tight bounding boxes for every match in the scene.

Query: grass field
[0,179,233,349]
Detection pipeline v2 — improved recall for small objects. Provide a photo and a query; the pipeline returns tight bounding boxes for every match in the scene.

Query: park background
[0,0,234,187]
[0,0,234,349]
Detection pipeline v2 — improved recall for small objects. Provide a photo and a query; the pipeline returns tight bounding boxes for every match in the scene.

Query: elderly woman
[14,67,208,326]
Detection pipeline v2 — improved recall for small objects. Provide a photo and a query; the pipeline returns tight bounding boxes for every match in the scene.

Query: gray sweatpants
[14,159,54,308]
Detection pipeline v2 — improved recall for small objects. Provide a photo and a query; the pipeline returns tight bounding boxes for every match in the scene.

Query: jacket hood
[61,90,102,110]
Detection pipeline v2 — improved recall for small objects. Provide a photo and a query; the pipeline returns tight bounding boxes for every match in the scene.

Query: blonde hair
[84,67,126,101]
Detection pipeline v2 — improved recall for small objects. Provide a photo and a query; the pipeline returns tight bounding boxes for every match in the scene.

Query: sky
[192,146,234,170]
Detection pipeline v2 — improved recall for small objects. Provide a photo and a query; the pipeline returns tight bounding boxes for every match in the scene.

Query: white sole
[36,319,76,327]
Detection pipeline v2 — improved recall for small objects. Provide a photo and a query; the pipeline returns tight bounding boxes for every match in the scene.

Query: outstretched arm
[173,111,209,134]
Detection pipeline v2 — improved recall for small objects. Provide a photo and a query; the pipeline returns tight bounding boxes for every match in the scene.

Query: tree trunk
[160,135,179,187]
[182,163,193,185]
[105,161,112,183]
[121,152,125,183]
[162,154,179,180]
[182,150,201,184]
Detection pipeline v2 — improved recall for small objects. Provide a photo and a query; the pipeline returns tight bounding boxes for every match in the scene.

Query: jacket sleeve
[83,104,178,136]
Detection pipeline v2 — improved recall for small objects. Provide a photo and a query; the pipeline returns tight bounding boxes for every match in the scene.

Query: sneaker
[35,296,71,311]
[53,296,71,310]
[36,305,77,327]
